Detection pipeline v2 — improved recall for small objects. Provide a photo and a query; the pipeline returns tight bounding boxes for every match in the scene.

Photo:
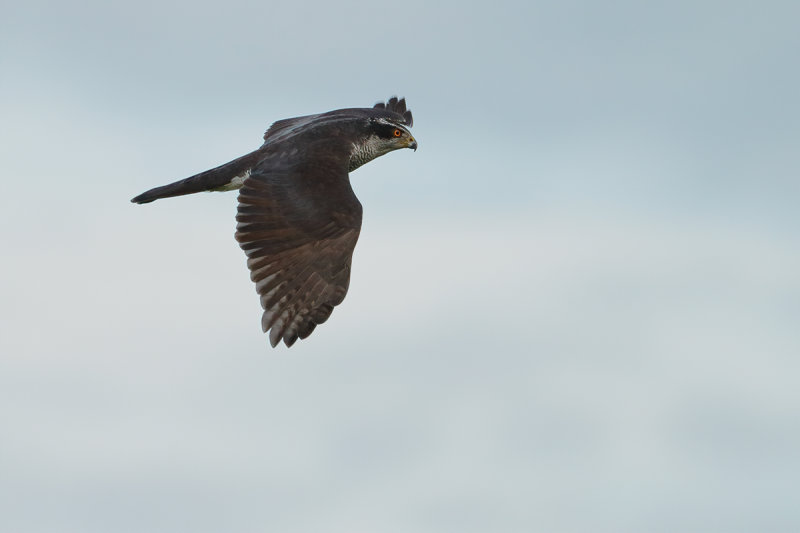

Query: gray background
[1,1,798,532]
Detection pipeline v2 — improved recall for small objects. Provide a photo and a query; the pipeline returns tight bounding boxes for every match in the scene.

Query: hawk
[132,97,416,347]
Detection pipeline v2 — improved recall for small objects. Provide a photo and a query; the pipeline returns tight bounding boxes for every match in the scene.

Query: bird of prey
[132,97,416,347]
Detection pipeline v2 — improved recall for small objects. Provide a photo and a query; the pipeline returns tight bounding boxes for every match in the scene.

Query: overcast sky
[1,1,799,532]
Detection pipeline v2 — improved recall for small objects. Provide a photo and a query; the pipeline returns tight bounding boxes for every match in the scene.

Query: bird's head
[371,96,415,149]
[368,117,417,152]
[348,97,416,171]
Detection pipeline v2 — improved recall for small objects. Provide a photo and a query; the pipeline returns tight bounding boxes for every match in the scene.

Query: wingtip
[268,320,283,347]
[283,333,299,347]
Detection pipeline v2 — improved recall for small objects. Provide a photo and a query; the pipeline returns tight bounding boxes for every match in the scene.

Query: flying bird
[132,97,416,347]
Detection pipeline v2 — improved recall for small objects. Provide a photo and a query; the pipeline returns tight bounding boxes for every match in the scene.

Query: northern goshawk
[132,97,416,347]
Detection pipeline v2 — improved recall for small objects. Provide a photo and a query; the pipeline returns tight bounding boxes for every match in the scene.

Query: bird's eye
[393,129,403,137]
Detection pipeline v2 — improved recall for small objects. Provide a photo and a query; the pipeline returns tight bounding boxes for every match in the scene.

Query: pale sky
[1,1,799,532]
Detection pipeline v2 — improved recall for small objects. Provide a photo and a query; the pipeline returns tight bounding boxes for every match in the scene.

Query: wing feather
[235,152,362,347]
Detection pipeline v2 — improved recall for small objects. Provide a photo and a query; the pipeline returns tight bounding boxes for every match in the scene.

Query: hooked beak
[408,137,418,151]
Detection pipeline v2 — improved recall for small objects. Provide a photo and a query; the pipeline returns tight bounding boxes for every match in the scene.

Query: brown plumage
[132,97,417,347]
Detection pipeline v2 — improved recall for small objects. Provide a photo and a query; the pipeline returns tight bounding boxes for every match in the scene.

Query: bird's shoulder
[262,109,367,145]
[242,140,362,238]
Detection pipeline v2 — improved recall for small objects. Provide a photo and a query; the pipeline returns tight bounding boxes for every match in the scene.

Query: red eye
[393,129,403,137]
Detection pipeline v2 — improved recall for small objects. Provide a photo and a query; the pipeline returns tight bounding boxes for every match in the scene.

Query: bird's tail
[131,149,264,204]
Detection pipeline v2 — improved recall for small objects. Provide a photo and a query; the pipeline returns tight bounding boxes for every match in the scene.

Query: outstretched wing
[235,147,362,347]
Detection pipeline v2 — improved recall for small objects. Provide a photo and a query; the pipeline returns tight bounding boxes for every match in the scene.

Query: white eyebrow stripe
[375,117,404,127]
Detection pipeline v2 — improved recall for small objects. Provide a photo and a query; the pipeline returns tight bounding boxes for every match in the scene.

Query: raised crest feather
[374,96,413,127]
